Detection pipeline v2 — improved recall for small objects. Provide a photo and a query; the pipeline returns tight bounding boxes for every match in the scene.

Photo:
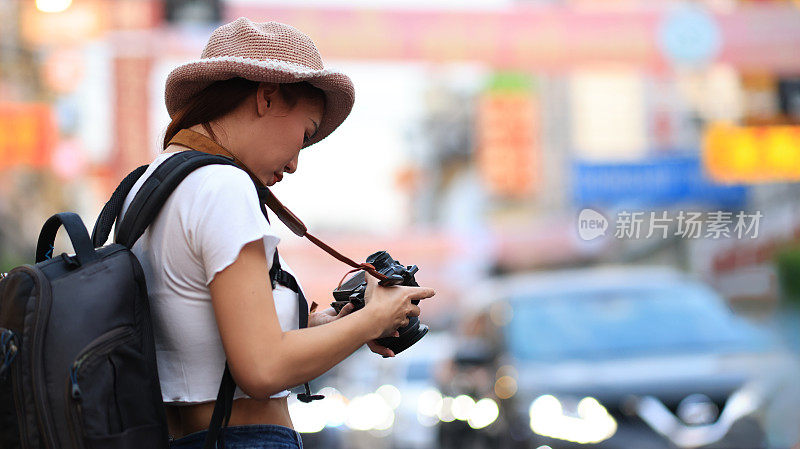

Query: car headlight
[420,391,500,429]
[346,393,395,431]
[468,398,500,429]
[452,395,476,421]
[528,395,617,444]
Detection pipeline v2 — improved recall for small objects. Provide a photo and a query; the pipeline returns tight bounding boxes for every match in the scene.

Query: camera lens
[375,316,429,355]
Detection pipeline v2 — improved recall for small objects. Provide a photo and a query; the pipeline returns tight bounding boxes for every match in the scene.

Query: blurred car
[439,266,800,449]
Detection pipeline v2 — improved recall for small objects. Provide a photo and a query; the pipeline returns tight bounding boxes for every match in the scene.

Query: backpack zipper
[68,326,136,399]
[64,376,85,449]
[65,326,136,447]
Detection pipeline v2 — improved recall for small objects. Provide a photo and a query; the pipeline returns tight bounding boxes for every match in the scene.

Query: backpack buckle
[297,382,324,403]
[0,329,18,381]
[297,393,325,403]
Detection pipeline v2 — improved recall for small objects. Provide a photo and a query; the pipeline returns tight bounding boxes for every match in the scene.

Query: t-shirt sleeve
[186,166,280,286]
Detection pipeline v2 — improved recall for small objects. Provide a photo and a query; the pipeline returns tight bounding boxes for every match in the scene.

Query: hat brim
[164,56,355,148]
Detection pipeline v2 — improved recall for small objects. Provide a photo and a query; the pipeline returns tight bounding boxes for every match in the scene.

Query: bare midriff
[165,396,293,439]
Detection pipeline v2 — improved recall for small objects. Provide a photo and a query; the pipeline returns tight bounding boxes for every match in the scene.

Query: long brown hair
[162,78,326,150]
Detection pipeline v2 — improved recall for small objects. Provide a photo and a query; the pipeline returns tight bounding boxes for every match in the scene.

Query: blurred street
[2,0,800,448]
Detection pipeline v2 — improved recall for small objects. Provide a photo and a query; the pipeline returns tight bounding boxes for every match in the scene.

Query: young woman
[119,18,435,448]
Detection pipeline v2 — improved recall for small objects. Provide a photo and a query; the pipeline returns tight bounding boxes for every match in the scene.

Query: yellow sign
[703,123,800,183]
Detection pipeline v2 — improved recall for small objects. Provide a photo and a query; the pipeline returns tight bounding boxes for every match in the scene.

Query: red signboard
[0,104,56,170]
[476,74,541,198]
[477,92,540,197]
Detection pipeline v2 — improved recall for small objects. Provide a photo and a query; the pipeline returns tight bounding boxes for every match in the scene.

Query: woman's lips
[273,172,283,183]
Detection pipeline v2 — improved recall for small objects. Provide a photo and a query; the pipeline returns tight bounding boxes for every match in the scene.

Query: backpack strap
[91,164,148,248]
[203,364,236,449]
[269,251,308,327]
[268,251,322,403]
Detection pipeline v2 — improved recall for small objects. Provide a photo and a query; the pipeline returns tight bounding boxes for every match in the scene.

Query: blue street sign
[573,155,748,209]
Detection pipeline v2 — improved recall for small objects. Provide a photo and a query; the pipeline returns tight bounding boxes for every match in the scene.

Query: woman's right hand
[362,273,435,340]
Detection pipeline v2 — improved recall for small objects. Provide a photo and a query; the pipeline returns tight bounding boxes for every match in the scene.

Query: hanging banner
[224,4,800,72]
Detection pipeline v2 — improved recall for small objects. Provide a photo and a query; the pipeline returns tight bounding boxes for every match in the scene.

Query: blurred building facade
[1,0,800,311]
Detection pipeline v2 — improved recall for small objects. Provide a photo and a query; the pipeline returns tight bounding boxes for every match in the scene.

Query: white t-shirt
[118,151,304,403]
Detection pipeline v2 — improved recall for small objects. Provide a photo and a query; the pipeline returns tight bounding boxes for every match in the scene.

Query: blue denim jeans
[169,424,303,449]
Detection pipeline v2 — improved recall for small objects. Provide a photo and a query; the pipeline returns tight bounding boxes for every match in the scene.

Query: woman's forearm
[255,309,380,395]
[210,240,430,398]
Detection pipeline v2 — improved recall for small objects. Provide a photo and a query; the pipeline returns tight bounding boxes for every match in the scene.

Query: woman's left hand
[307,303,397,358]
[308,303,355,327]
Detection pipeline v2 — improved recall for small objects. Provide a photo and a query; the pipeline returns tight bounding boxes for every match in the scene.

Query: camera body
[331,251,428,354]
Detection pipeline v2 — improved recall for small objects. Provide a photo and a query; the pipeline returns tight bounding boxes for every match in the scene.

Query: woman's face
[237,83,325,186]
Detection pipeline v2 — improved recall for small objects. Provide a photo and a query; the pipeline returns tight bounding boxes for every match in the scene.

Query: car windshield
[505,285,773,361]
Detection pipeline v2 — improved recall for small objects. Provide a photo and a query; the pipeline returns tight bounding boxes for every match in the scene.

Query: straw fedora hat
[164,17,355,148]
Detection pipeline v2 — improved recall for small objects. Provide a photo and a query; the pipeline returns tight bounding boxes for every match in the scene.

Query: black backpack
[0,151,317,449]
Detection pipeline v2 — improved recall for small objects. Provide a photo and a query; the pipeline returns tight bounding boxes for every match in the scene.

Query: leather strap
[167,129,388,282]
[167,128,257,183]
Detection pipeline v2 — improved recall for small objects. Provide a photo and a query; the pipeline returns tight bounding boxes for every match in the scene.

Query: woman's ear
[256,82,279,116]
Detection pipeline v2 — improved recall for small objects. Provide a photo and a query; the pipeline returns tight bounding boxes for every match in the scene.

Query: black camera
[331,251,429,355]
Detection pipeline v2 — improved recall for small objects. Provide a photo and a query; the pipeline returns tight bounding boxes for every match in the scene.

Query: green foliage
[485,72,537,93]
[0,249,27,273]
[775,244,800,306]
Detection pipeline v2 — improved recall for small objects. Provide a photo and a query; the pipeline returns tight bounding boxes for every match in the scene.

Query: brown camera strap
[167,128,387,282]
